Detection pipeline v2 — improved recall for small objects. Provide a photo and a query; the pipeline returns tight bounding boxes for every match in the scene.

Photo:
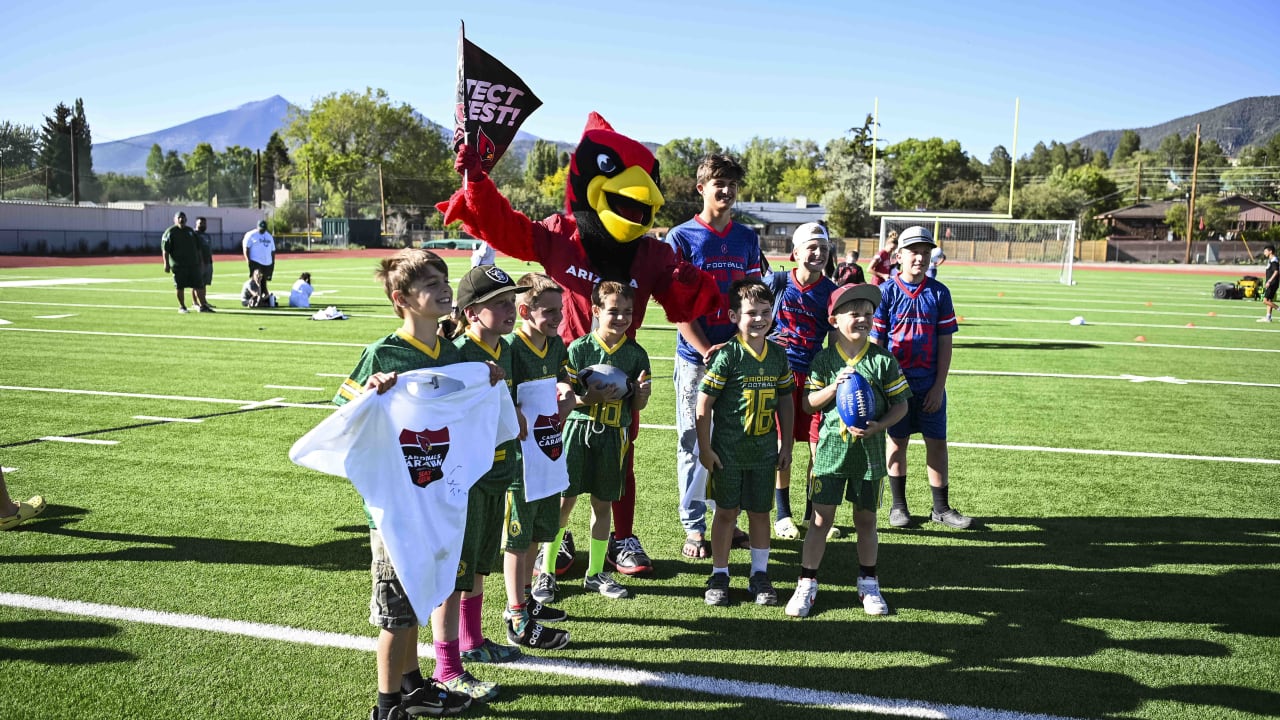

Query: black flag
[453,22,542,173]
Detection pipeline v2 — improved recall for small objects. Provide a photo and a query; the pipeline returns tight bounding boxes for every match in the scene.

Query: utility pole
[206,163,212,207]
[1183,124,1201,265]
[44,167,49,202]
[69,118,80,205]
[378,163,387,235]
[255,150,262,209]
[305,158,312,250]
[1134,160,1142,203]
[1,160,5,200]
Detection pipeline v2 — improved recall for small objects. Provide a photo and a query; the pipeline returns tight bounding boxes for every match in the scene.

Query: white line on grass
[133,415,204,423]
[0,327,366,348]
[960,334,1280,354]
[39,436,118,445]
[950,370,1280,389]
[0,278,126,288]
[264,384,325,391]
[33,314,76,319]
[0,385,329,410]
[0,592,1084,720]
[637,424,1276,464]
[315,373,348,378]
[963,316,1278,333]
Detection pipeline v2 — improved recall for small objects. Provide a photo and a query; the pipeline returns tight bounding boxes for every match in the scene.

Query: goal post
[878,216,1078,285]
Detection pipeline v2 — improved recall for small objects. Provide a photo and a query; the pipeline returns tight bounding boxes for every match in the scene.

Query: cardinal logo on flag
[454,22,542,172]
[532,413,563,461]
[399,427,451,488]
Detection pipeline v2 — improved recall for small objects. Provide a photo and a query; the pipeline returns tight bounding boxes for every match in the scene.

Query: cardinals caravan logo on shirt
[399,427,450,488]
[532,413,563,461]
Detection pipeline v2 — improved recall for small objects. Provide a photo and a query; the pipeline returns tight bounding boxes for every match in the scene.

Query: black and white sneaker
[504,607,570,650]
[608,534,654,576]
[535,531,576,577]
[747,571,778,606]
[931,508,973,529]
[400,680,471,717]
[530,572,558,604]
[704,572,731,606]
[527,598,567,623]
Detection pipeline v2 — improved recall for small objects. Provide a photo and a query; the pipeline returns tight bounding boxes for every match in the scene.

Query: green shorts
[505,485,561,551]
[455,480,505,592]
[708,466,775,514]
[563,419,629,501]
[171,265,204,290]
[809,473,885,512]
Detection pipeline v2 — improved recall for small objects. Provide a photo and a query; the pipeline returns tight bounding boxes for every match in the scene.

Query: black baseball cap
[456,265,516,309]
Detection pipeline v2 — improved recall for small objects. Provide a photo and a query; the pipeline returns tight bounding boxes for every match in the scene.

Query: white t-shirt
[516,377,570,502]
[471,241,495,267]
[243,230,276,265]
[289,364,519,617]
[289,280,313,308]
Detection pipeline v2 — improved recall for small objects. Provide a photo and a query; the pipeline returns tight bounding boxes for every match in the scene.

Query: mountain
[95,96,297,176]
[1071,96,1280,158]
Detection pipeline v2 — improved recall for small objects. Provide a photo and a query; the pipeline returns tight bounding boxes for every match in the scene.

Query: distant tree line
[4,94,1279,242]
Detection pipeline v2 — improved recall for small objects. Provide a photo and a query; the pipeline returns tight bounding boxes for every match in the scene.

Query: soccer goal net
[878,216,1078,285]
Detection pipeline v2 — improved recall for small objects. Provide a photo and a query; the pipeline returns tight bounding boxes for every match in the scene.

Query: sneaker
[527,599,567,623]
[400,681,471,717]
[827,524,844,539]
[198,305,215,313]
[583,571,630,599]
[857,576,890,616]
[931,507,973,529]
[747,571,778,606]
[608,535,654,576]
[1259,316,1273,323]
[458,638,521,664]
[178,307,189,314]
[774,516,800,540]
[888,507,910,527]
[704,572,730,606]
[785,578,818,617]
[530,572,558,605]
[370,705,409,720]
[440,672,499,704]
[504,607,570,650]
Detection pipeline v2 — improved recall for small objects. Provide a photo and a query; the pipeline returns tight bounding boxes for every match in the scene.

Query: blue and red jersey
[871,275,958,380]
[666,216,762,364]
[766,269,836,375]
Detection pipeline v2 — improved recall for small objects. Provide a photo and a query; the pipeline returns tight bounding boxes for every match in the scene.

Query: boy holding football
[871,226,971,530]
[334,248,475,718]
[558,281,652,600]
[787,282,910,618]
[696,278,795,606]
[502,272,574,650]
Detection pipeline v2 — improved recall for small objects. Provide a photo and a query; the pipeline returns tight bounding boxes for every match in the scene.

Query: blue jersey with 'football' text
[666,216,761,364]
[871,276,958,380]
[766,269,836,375]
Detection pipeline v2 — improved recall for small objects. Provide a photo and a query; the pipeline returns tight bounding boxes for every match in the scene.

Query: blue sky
[2,0,1277,159]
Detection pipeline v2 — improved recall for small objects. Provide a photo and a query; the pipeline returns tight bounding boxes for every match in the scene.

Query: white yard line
[960,334,1280,354]
[38,436,118,445]
[0,592,1085,720]
[0,326,366,348]
[962,316,1278,333]
[133,415,204,423]
[948,370,1280,389]
[0,385,329,409]
[264,385,325,391]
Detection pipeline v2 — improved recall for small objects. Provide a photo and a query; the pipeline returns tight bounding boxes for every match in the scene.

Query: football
[836,372,876,430]
[579,364,631,399]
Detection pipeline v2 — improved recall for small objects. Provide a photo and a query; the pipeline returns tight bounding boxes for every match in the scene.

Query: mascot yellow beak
[585,166,664,244]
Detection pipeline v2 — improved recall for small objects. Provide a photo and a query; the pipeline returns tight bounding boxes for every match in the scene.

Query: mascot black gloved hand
[437,112,722,343]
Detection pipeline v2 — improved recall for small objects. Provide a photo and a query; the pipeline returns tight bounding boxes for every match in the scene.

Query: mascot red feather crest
[436,112,722,344]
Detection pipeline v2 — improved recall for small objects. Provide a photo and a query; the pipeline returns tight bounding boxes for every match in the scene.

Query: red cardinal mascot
[437,112,721,576]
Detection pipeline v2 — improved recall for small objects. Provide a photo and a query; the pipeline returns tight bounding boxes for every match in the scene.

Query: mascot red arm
[436,112,722,343]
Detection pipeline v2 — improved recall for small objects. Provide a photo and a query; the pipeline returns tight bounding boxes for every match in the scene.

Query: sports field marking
[33,314,76,319]
[0,326,366,349]
[0,385,329,410]
[264,384,326,392]
[133,415,204,423]
[316,373,348,378]
[240,397,287,410]
[0,592,1084,720]
[635,424,1277,465]
[960,334,1280,354]
[0,319,10,325]
[39,436,119,445]
[0,278,126,288]
[964,316,1277,333]
[950,369,1280,389]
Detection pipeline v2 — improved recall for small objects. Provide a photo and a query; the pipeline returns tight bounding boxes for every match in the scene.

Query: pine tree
[36,99,95,201]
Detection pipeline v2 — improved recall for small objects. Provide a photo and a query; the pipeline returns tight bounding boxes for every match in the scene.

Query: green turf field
[1,255,1277,720]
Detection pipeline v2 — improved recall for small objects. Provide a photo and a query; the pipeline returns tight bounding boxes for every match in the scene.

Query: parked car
[421,237,483,251]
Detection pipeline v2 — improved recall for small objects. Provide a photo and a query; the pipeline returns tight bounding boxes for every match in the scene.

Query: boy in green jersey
[695,279,795,606]
[786,283,911,618]
[560,281,652,600]
[450,265,526,670]
[501,272,573,650]
[334,248,475,719]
